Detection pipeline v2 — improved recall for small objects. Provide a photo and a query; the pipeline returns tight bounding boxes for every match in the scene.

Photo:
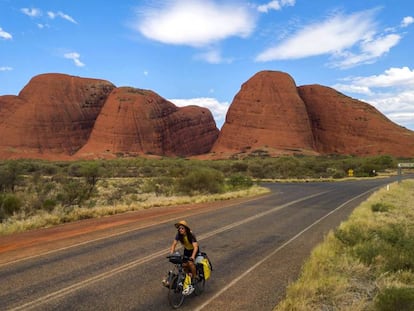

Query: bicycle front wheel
[194,277,205,296]
[168,274,185,309]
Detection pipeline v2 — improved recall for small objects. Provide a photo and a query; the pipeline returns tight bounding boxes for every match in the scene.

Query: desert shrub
[334,224,368,247]
[0,161,23,192]
[372,202,393,212]
[139,165,156,177]
[336,222,414,272]
[377,224,414,272]
[0,193,23,220]
[67,163,82,177]
[56,179,89,207]
[375,287,414,311]
[368,155,396,170]
[230,161,249,173]
[178,167,224,195]
[332,170,346,178]
[227,174,253,190]
[247,162,267,179]
[141,177,175,196]
[42,199,57,211]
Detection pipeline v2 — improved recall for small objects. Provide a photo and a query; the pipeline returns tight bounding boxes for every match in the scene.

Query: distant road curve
[0,175,410,311]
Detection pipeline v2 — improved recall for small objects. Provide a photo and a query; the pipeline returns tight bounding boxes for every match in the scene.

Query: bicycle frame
[165,253,206,309]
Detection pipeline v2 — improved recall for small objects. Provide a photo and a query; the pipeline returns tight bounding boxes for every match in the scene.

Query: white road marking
[193,189,374,311]
[1,195,265,267]
[8,191,329,311]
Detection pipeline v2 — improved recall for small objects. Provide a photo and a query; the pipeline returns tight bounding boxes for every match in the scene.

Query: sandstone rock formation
[0,73,115,159]
[2,70,414,160]
[211,71,316,156]
[298,85,414,157]
[212,70,414,158]
[75,87,219,158]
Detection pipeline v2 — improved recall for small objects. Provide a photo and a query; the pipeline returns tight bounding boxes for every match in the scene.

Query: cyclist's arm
[190,241,198,260]
[170,239,178,253]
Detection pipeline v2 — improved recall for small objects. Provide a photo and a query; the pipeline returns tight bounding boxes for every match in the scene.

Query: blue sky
[1,0,414,130]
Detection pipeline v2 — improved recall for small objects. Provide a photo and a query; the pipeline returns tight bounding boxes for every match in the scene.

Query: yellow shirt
[182,235,194,250]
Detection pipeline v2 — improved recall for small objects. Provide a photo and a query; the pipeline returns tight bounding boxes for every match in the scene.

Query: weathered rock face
[2,70,414,160]
[211,71,316,156]
[0,73,115,159]
[76,87,219,158]
[212,70,414,158]
[298,85,414,157]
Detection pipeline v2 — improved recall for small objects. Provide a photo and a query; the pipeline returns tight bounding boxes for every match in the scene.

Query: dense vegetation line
[274,179,414,311]
[0,154,410,235]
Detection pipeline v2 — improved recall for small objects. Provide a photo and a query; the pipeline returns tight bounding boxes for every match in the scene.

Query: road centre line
[8,248,170,311]
[9,191,329,311]
[1,194,265,267]
[193,188,376,311]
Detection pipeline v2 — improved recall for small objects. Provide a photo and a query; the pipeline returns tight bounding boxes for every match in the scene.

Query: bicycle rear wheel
[168,274,185,309]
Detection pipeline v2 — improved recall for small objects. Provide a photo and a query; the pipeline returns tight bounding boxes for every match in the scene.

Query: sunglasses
[178,226,186,231]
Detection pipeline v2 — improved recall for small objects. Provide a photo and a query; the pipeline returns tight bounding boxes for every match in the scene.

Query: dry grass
[0,185,269,235]
[275,179,414,311]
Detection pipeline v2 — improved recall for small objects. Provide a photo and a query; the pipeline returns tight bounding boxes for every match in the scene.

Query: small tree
[79,162,103,198]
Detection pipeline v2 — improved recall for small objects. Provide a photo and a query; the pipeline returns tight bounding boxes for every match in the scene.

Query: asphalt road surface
[0,177,405,311]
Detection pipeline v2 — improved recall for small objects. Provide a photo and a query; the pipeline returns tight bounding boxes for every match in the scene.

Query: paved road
[0,177,404,310]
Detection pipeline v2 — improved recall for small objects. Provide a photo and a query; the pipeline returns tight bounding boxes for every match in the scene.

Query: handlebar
[166,253,191,264]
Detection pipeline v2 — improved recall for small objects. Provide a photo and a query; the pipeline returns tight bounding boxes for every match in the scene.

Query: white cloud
[169,97,229,128]
[21,8,42,17]
[256,10,378,61]
[0,66,13,71]
[333,67,414,130]
[64,52,85,67]
[257,0,295,13]
[333,33,401,68]
[256,9,402,68]
[194,48,233,64]
[0,27,12,40]
[346,67,414,88]
[37,23,49,29]
[333,83,372,96]
[401,16,414,27]
[47,11,77,24]
[367,91,414,129]
[21,7,77,24]
[134,0,255,47]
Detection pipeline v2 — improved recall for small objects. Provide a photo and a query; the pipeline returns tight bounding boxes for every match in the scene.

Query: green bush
[375,287,414,311]
[334,224,368,247]
[227,174,253,190]
[0,193,23,220]
[372,202,393,212]
[178,168,224,195]
[56,179,89,207]
[378,224,414,272]
[336,222,414,272]
[0,161,23,192]
[42,199,57,212]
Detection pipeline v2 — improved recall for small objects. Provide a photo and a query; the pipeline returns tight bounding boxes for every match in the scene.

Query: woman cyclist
[169,220,199,295]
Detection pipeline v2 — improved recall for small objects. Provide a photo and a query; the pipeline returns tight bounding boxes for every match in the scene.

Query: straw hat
[175,220,190,231]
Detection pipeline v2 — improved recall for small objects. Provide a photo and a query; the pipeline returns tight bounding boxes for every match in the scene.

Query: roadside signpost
[397,163,414,183]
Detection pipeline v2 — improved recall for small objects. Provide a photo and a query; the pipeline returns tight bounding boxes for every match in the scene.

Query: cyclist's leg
[183,249,197,280]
